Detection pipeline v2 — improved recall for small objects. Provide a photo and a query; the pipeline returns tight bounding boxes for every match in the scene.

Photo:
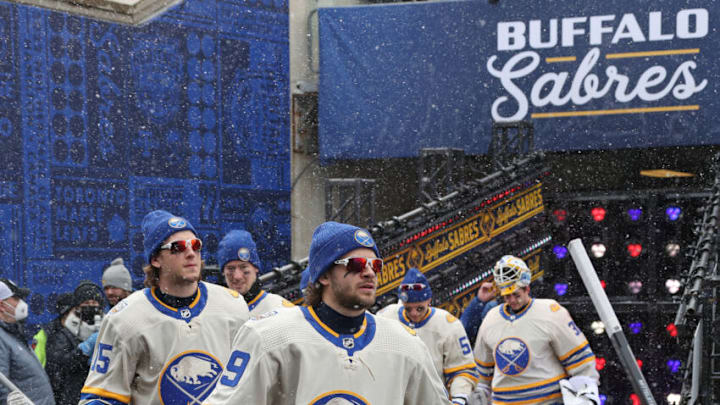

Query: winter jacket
[43,318,92,405]
[0,321,55,405]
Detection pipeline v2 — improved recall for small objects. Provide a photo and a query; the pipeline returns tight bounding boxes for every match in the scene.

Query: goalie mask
[493,255,531,296]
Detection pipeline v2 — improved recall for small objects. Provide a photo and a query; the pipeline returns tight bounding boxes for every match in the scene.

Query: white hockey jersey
[205,306,451,405]
[80,281,249,405]
[473,298,599,405]
[377,304,478,399]
[247,289,294,317]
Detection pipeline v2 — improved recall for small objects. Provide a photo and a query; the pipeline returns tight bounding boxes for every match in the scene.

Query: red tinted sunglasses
[399,283,426,291]
[333,257,383,273]
[159,238,203,254]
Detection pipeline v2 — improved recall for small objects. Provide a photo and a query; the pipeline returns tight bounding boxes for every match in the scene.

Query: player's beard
[171,266,202,285]
[329,282,375,312]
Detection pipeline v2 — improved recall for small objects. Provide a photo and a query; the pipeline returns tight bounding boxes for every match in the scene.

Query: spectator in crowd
[460,281,499,347]
[33,293,74,368]
[219,230,293,315]
[378,267,479,405]
[207,221,450,404]
[0,279,54,405]
[79,210,249,405]
[472,255,599,405]
[101,258,133,308]
[40,282,103,405]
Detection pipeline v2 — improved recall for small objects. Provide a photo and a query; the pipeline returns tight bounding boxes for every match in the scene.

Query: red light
[600,280,606,289]
[591,207,606,222]
[667,323,678,337]
[627,243,643,257]
[595,357,606,370]
[636,359,643,368]
[552,209,567,222]
[630,394,640,405]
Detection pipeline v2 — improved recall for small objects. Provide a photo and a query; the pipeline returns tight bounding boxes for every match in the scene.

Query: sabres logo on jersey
[159,351,223,405]
[495,337,530,376]
[309,391,370,404]
[237,247,251,261]
[167,217,187,228]
[354,230,375,247]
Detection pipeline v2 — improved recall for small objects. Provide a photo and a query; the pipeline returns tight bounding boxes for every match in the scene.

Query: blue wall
[0,0,290,324]
[319,0,718,159]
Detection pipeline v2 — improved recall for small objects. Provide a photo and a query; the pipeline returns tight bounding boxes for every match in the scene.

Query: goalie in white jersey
[378,267,479,405]
[206,221,450,404]
[79,210,250,405]
[218,230,294,315]
[473,255,599,405]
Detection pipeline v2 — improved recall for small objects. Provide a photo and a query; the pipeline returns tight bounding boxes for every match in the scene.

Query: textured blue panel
[20,7,53,258]
[318,0,719,159]
[0,0,289,326]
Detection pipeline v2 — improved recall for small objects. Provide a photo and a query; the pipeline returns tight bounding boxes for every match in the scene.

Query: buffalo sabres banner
[318,0,717,159]
[377,182,543,295]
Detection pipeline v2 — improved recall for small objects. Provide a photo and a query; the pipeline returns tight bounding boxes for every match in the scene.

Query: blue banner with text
[318,0,718,159]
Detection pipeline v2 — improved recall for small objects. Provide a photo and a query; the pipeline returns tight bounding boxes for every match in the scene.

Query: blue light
[627,208,642,221]
[553,245,568,259]
[628,322,643,334]
[666,206,682,221]
[667,359,681,373]
[554,283,568,296]
[599,394,607,405]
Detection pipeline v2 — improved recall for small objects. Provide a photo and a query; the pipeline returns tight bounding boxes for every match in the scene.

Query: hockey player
[378,267,479,405]
[473,255,599,405]
[218,230,293,315]
[206,221,451,404]
[79,210,249,405]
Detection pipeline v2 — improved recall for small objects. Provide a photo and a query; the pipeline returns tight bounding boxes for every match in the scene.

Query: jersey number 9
[220,350,250,387]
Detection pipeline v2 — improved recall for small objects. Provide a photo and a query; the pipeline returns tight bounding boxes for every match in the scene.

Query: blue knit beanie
[299,268,310,291]
[142,210,198,263]
[399,268,432,302]
[308,221,380,283]
[217,230,261,273]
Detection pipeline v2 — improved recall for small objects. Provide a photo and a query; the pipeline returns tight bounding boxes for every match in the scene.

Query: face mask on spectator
[64,308,103,340]
[63,310,82,336]
[2,299,28,321]
[79,314,102,340]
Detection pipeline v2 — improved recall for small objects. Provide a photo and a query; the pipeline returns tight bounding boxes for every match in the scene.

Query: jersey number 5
[568,321,582,336]
[459,336,472,355]
[90,343,113,374]
[220,350,250,387]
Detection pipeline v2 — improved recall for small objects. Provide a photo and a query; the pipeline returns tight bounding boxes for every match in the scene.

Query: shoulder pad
[225,287,240,299]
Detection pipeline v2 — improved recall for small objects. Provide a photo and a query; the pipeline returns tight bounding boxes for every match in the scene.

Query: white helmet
[493,255,531,296]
